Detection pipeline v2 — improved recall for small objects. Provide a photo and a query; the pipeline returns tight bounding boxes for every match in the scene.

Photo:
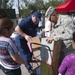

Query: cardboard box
[30,36,41,50]
[40,38,63,75]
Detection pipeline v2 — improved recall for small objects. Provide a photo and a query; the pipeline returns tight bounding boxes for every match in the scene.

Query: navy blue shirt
[16,16,38,53]
[19,16,38,37]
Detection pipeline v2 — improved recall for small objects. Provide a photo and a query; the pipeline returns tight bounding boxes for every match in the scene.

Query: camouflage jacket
[51,14,75,49]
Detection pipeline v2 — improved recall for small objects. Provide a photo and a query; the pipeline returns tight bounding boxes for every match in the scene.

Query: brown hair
[0,18,13,35]
[73,32,75,42]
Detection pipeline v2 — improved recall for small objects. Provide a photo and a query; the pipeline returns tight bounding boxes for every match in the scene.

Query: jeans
[15,36,33,70]
[0,65,21,75]
[20,52,33,70]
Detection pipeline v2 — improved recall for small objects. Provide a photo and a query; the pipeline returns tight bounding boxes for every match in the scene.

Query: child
[58,32,75,75]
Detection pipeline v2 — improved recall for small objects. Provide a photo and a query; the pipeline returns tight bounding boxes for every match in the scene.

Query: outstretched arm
[15,26,32,42]
[11,53,27,66]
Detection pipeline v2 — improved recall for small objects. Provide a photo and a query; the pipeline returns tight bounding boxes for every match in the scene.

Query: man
[15,11,42,73]
[45,6,75,63]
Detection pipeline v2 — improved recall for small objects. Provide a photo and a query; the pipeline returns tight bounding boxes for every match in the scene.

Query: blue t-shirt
[16,16,38,53]
[18,16,38,38]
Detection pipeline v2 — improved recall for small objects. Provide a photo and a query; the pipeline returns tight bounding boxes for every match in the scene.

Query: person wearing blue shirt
[15,11,42,73]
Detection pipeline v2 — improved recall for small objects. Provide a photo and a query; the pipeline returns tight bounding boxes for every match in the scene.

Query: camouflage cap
[45,6,55,20]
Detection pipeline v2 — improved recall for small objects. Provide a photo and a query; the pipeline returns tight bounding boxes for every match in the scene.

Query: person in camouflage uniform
[45,6,75,63]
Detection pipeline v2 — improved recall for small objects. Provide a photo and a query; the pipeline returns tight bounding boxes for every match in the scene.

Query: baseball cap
[45,6,55,20]
[33,11,42,21]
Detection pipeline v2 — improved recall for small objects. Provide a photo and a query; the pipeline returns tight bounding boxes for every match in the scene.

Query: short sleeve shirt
[0,36,20,69]
[18,16,38,38]
[16,16,38,52]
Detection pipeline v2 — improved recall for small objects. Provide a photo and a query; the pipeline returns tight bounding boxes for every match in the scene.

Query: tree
[20,0,46,17]
[19,0,67,17]
[0,0,9,8]
[0,0,14,9]
[7,0,14,9]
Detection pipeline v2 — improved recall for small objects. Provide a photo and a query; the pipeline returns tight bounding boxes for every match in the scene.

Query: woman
[58,32,75,75]
[0,18,27,75]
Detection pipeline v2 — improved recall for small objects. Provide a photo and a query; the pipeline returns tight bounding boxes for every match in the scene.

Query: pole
[18,0,20,17]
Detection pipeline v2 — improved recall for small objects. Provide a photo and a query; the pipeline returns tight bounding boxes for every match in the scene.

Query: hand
[58,73,62,75]
[24,35,32,42]
[46,37,54,43]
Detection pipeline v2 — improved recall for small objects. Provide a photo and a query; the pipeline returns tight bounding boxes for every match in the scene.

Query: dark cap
[33,11,42,21]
